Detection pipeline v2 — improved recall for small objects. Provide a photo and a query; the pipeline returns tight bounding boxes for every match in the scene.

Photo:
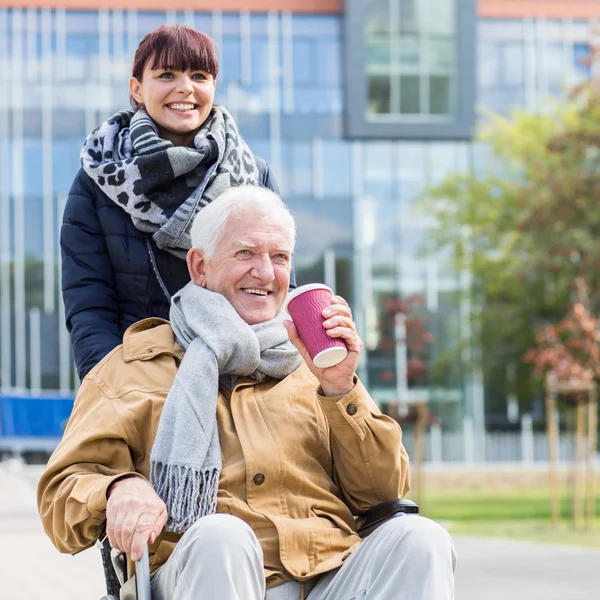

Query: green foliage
[420,87,600,411]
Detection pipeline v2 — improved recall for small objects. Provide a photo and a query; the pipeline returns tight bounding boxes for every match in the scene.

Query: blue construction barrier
[0,394,75,438]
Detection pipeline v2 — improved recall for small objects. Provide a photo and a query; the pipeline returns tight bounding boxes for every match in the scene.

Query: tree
[374,294,433,387]
[420,81,600,414]
[524,279,600,386]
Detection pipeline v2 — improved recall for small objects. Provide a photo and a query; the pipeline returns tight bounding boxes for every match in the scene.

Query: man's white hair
[190,185,296,259]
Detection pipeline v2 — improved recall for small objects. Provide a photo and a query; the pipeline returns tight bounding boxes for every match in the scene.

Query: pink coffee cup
[285,284,348,368]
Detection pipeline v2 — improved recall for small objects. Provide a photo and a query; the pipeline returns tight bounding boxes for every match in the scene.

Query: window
[345,0,476,139]
[291,17,343,115]
[573,43,591,76]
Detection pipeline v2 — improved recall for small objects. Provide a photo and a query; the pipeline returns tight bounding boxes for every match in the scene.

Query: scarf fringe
[150,461,220,534]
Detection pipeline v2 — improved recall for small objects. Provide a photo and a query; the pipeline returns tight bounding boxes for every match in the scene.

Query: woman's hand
[284,295,362,397]
[106,477,167,561]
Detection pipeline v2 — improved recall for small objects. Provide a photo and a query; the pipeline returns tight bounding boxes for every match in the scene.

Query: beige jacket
[38,318,410,586]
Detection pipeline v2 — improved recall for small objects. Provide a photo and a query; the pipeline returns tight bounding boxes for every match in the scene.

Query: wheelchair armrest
[356,498,419,538]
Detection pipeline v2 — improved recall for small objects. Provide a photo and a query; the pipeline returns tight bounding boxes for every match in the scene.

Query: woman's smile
[166,102,199,113]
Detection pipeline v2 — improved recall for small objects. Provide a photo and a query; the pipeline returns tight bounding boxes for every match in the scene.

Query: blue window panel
[250,13,269,36]
[24,196,44,258]
[111,86,131,112]
[398,226,428,256]
[369,199,397,271]
[470,141,494,177]
[244,139,270,164]
[478,42,500,90]
[7,140,17,197]
[251,37,270,84]
[282,142,312,196]
[293,88,341,115]
[315,39,341,84]
[397,142,427,177]
[291,15,341,38]
[65,10,98,34]
[109,27,127,60]
[213,88,228,108]
[398,180,425,207]
[428,142,467,183]
[66,33,99,56]
[478,88,526,114]
[65,11,100,56]
[478,37,527,114]
[216,85,270,115]
[53,139,83,196]
[23,139,43,197]
[35,31,48,56]
[364,142,394,196]
[22,109,42,138]
[479,18,524,42]
[281,114,342,142]
[221,36,241,83]
[137,12,168,37]
[22,13,43,60]
[193,13,212,36]
[293,40,313,84]
[7,197,15,256]
[573,43,591,76]
[544,42,566,97]
[500,42,524,86]
[222,13,241,36]
[236,113,271,140]
[285,196,353,255]
[321,141,352,198]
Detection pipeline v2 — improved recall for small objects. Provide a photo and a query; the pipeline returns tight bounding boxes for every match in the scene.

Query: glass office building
[0,1,594,437]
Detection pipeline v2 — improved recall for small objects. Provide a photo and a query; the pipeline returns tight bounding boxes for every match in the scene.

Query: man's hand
[284,295,362,397]
[106,477,167,561]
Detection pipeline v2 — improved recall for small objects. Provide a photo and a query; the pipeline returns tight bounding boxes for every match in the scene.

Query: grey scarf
[80,106,259,258]
[150,283,302,533]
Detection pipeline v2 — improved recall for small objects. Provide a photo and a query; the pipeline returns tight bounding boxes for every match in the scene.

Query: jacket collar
[122,318,185,363]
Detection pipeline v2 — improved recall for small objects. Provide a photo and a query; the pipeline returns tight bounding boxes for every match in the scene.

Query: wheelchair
[99,498,419,600]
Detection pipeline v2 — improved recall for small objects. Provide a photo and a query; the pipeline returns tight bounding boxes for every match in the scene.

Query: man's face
[189,210,293,325]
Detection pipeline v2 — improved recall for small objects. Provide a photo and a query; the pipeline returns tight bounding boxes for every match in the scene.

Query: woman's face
[130,61,217,147]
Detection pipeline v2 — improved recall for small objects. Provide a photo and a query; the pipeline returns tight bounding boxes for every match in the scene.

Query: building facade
[0,0,597,439]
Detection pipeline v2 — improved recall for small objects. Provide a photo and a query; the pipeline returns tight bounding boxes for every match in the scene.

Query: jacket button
[147,349,154,354]
[253,473,265,485]
[346,403,357,416]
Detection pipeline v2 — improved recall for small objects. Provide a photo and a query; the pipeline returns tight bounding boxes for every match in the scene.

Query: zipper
[146,236,172,303]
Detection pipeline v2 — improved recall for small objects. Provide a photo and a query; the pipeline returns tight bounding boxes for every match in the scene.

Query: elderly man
[38,186,455,600]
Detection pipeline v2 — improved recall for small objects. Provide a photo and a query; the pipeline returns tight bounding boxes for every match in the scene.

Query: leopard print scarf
[80,106,259,258]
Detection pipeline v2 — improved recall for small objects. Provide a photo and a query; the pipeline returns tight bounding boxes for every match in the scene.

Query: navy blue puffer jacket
[62,156,291,381]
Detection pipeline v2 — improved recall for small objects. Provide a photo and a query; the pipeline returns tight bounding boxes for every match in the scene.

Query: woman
[62,25,289,380]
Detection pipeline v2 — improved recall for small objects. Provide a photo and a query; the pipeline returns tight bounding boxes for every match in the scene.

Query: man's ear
[129,77,143,105]
[187,248,207,287]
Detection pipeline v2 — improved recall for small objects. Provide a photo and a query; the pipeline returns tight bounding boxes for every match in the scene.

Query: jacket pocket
[312,508,357,535]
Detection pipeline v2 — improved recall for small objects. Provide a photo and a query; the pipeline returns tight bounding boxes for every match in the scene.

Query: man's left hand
[284,295,362,397]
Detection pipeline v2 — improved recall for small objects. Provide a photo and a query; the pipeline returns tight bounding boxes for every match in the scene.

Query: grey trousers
[151,513,456,600]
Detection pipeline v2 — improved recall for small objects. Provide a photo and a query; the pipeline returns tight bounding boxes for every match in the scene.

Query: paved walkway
[455,534,600,600]
[2,461,599,600]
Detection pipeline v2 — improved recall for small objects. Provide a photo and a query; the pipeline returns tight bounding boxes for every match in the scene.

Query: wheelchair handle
[135,545,151,600]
